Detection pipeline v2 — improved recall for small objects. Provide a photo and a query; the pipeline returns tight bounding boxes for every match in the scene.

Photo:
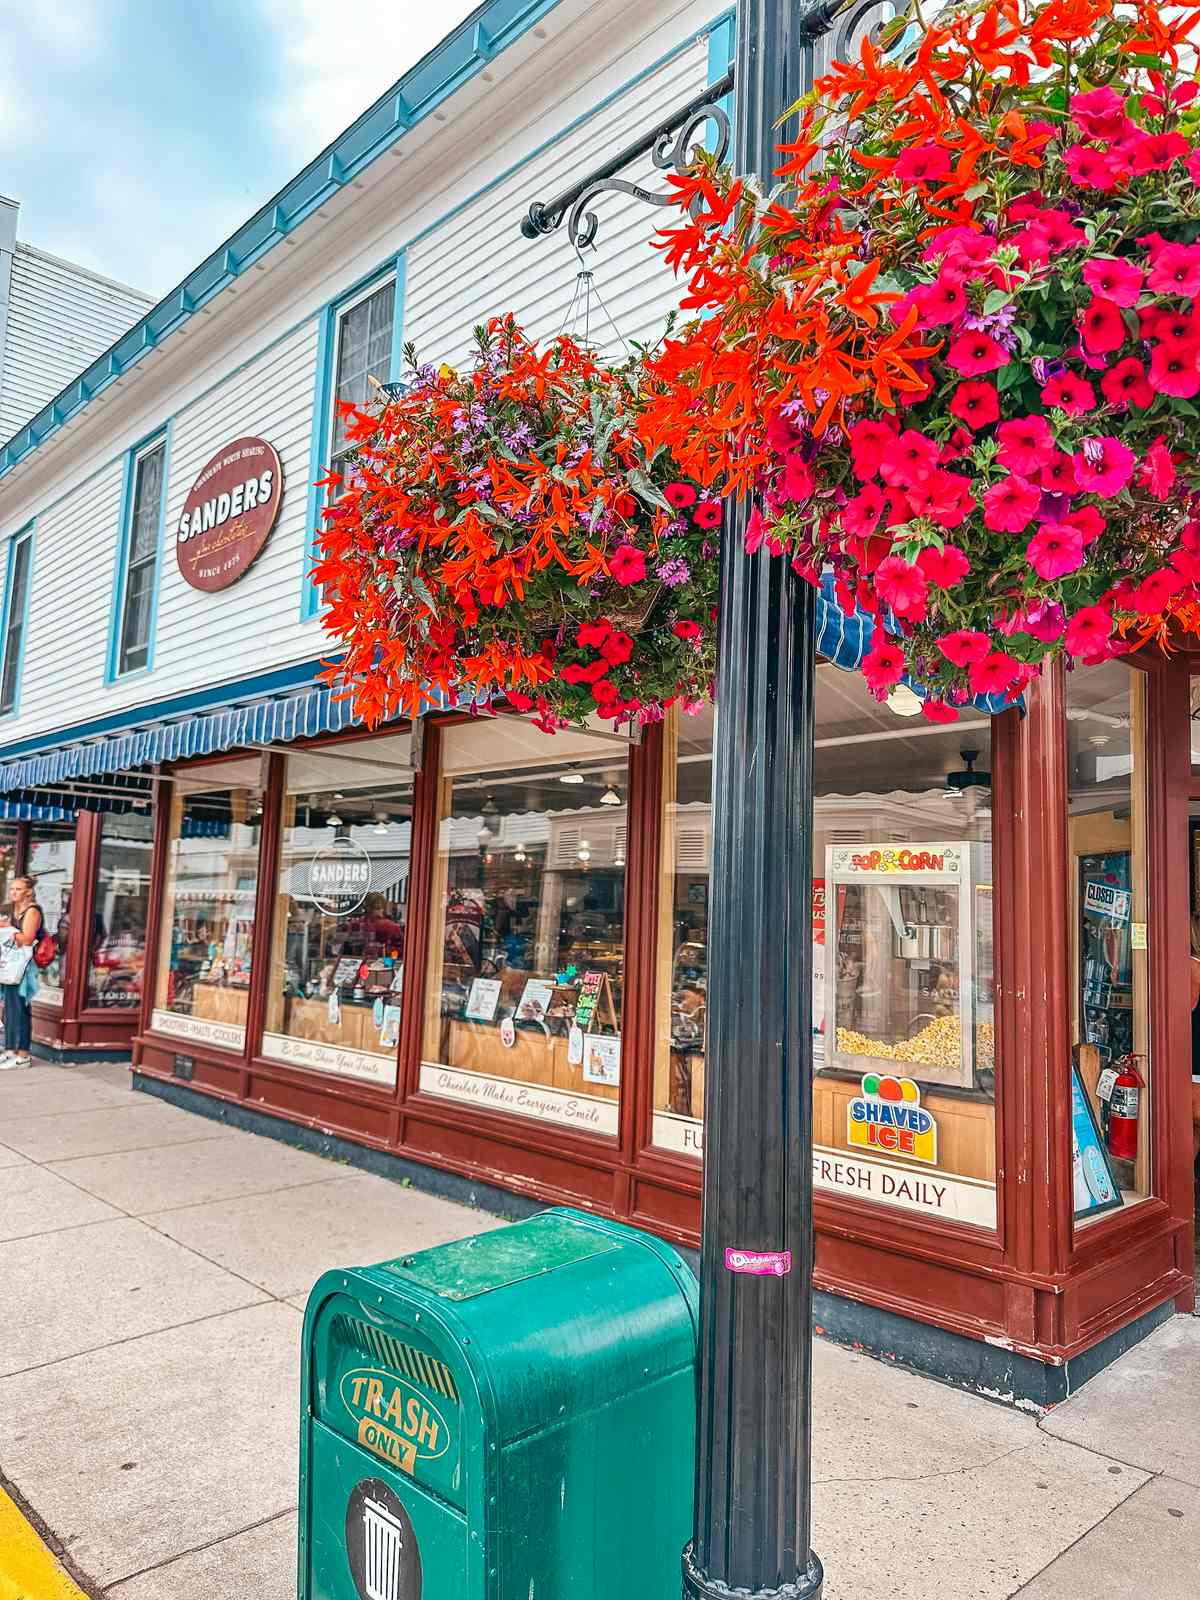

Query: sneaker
[0,1051,19,1069]
[8,1053,32,1069]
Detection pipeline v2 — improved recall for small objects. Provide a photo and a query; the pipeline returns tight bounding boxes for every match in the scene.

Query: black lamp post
[683,1,839,1596]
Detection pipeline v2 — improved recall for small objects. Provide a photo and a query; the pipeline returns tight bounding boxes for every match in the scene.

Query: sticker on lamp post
[725,1248,792,1276]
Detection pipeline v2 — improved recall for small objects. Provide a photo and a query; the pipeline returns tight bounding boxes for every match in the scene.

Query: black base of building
[33,1043,135,1064]
[132,1071,1179,1408]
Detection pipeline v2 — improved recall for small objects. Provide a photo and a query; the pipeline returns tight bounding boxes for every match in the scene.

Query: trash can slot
[385,1211,619,1300]
[332,1313,460,1402]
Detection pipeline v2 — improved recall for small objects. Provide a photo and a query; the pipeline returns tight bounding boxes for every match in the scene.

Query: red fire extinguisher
[1106,1054,1144,1161]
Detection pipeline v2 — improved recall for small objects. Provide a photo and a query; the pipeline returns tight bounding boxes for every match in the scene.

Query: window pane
[87,810,154,1009]
[129,445,164,563]
[0,536,32,714]
[1068,662,1150,1215]
[155,769,263,1047]
[119,563,154,673]
[28,824,77,1004]
[422,721,627,1137]
[331,282,395,456]
[265,737,413,1087]
[652,673,998,1231]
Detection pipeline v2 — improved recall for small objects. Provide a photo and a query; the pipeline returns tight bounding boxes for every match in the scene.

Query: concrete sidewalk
[1,1062,1196,1600]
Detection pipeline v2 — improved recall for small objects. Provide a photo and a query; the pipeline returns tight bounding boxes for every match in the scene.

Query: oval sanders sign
[176,436,283,591]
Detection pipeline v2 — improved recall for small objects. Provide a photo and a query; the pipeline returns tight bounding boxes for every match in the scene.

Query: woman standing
[1,876,44,1069]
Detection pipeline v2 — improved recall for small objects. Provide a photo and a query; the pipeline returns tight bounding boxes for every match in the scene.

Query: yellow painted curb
[0,1486,89,1600]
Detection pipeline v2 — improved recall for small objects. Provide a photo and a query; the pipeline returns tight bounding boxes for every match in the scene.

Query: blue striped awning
[814,573,1019,717]
[0,683,363,805]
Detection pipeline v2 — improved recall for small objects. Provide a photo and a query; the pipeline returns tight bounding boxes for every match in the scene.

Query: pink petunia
[1040,372,1096,416]
[609,544,646,586]
[916,544,970,587]
[914,277,967,326]
[1063,604,1114,660]
[879,429,940,489]
[1026,522,1085,580]
[937,629,991,667]
[1149,341,1200,399]
[949,381,1000,430]
[1129,132,1190,174]
[1146,243,1200,297]
[1064,505,1106,547]
[1072,436,1136,497]
[947,332,1010,377]
[969,651,1022,698]
[1081,297,1128,354]
[848,419,895,481]
[745,506,768,554]
[1139,439,1176,501]
[1070,87,1130,141]
[862,638,906,694]
[1100,357,1153,409]
[781,454,815,503]
[905,471,974,529]
[996,415,1056,475]
[1129,567,1187,614]
[1064,145,1119,191]
[874,557,928,622]
[1082,257,1144,308]
[921,697,960,723]
[841,484,886,539]
[983,476,1042,533]
[894,144,951,185]
[1039,451,1078,495]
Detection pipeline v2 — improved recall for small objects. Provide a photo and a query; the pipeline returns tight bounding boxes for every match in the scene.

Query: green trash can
[299,1206,698,1600]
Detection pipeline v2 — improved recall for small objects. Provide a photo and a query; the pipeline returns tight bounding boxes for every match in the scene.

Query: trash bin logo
[345,1478,422,1600]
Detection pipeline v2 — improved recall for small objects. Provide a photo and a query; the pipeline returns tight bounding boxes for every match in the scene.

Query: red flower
[781,455,815,503]
[849,419,895,480]
[906,471,974,529]
[609,544,646,586]
[983,476,1041,533]
[1129,568,1186,614]
[949,381,1000,430]
[591,678,619,705]
[600,630,634,666]
[1063,605,1114,661]
[1026,523,1085,580]
[1082,257,1144,308]
[1139,439,1176,502]
[1071,87,1130,141]
[1064,505,1106,546]
[672,620,702,641]
[1149,342,1200,399]
[916,544,970,587]
[562,659,610,685]
[1147,243,1200,297]
[874,557,928,622]
[862,638,906,694]
[996,415,1056,475]
[613,491,637,519]
[879,429,939,489]
[1038,451,1078,494]
[914,277,966,326]
[1129,132,1190,174]
[937,630,991,667]
[692,500,722,529]
[947,332,1010,377]
[921,698,959,723]
[1064,146,1119,191]
[577,619,613,648]
[664,482,697,509]
[1040,372,1095,417]
[1081,298,1128,355]
[1154,311,1200,348]
[1073,437,1136,496]
[894,143,951,184]
[506,691,535,712]
[969,650,1021,698]
[1100,358,1153,409]
[842,484,885,539]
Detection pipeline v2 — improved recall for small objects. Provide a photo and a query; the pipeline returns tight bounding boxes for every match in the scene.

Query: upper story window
[116,435,167,676]
[329,278,396,484]
[0,524,34,716]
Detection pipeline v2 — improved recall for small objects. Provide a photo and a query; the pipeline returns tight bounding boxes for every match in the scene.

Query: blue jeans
[2,983,31,1052]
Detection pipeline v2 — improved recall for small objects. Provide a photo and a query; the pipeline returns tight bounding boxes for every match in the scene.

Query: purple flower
[658,557,691,587]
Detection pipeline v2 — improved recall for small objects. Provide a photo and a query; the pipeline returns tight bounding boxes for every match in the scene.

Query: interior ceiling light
[326,811,343,828]
[373,812,390,835]
[577,839,591,862]
[559,768,585,785]
[599,785,622,806]
[481,793,500,821]
[885,684,923,718]
[945,747,991,796]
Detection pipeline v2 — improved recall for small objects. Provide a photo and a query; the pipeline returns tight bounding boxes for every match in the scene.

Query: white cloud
[259,0,481,162]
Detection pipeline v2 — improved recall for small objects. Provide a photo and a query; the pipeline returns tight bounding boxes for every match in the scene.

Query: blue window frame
[302,256,405,620]
[0,522,34,717]
[109,428,169,680]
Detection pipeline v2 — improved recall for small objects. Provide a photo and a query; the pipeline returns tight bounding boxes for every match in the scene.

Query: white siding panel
[0,246,153,441]
[17,458,126,729]
[153,319,325,695]
[404,37,710,369]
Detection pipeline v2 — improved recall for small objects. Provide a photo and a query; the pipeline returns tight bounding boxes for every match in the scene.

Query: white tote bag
[0,928,32,986]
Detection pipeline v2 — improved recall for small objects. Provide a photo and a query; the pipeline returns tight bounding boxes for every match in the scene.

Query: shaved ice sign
[848,1075,938,1166]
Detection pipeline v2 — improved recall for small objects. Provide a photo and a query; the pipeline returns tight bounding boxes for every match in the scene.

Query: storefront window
[264,735,413,1087]
[87,811,154,1009]
[1067,662,1151,1215]
[154,762,263,1050]
[653,673,998,1231]
[422,719,628,1137]
[28,821,77,1005]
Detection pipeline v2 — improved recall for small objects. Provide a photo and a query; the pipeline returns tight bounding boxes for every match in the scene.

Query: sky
[0,0,480,297]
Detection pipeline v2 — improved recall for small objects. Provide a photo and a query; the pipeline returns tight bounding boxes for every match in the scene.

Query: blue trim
[0,655,329,764]
[0,0,566,481]
[0,521,35,721]
[106,424,170,682]
[706,8,735,148]
[301,256,406,622]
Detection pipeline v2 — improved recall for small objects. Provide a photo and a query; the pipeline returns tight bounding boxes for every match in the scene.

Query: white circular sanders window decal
[308,838,373,917]
[176,436,283,591]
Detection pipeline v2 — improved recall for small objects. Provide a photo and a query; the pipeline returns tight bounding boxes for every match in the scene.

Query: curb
[0,1485,92,1600]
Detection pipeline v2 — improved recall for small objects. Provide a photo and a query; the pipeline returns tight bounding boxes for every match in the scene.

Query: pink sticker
[725,1247,792,1277]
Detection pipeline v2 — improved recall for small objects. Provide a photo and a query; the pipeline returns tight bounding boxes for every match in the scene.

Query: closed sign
[176,436,283,591]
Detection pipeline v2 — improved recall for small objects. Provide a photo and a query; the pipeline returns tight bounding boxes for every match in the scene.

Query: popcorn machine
[824,841,994,1090]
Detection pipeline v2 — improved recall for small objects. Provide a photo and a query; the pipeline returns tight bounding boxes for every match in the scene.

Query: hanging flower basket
[638,0,1200,718]
[315,317,718,731]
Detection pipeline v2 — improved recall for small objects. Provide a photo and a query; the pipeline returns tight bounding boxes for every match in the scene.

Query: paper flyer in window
[582,1033,621,1086]
[464,977,502,1022]
[378,1005,402,1049]
[516,978,555,1025]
